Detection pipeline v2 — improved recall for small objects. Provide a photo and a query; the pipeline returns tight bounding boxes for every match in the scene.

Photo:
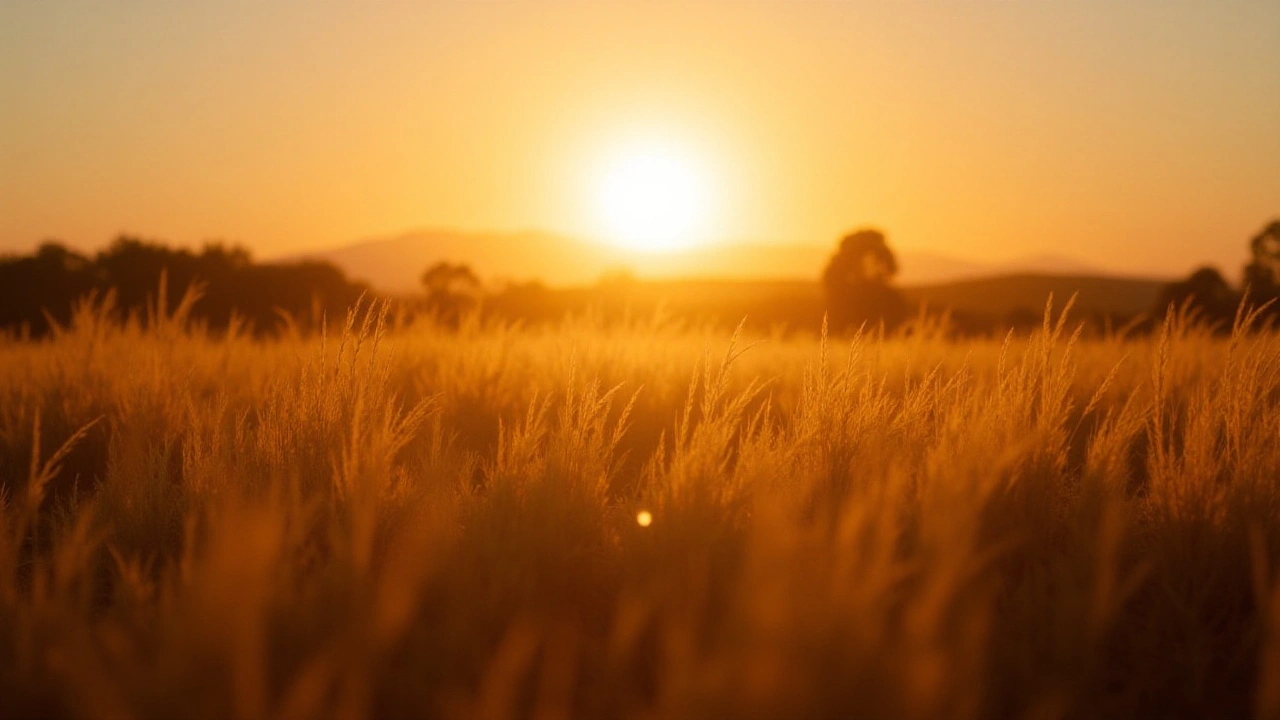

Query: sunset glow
[4,2,1280,716]
[1,1,1278,274]
[591,140,714,252]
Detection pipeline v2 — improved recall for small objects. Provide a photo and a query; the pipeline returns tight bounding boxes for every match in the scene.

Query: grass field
[480,273,1167,333]
[2,294,1279,719]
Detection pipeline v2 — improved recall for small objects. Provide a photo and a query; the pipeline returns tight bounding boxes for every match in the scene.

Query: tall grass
[1,294,1278,719]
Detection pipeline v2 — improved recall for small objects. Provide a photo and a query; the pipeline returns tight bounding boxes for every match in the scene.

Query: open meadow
[1,295,1278,719]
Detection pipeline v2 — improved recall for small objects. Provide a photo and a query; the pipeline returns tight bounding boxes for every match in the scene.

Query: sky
[2,0,1278,278]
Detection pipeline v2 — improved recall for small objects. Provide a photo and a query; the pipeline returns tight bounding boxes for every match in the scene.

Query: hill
[903,273,1168,321]
[296,230,1110,292]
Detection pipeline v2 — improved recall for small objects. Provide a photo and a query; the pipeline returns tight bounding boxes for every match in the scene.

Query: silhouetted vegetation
[1153,219,1280,330]
[821,229,908,332]
[0,243,102,336]
[1245,219,1280,306]
[1155,266,1240,329]
[420,261,481,326]
[0,237,368,337]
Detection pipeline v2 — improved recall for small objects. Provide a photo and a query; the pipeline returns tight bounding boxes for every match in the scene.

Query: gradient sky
[2,1,1278,277]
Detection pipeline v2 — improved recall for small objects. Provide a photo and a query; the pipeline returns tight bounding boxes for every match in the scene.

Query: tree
[821,228,907,331]
[1244,219,1280,301]
[1154,266,1239,329]
[421,262,481,326]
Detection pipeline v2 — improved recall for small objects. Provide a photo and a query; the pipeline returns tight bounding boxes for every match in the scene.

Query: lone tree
[421,261,481,325]
[821,228,907,331]
[1244,219,1280,302]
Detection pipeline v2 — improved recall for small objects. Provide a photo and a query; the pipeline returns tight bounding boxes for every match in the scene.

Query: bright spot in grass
[636,510,653,527]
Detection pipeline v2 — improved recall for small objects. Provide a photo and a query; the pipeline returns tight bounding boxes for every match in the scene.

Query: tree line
[815,220,1280,334]
[1155,219,1280,327]
[5,220,1277,338]
[413,219,1280,335]
[0,237,367,337]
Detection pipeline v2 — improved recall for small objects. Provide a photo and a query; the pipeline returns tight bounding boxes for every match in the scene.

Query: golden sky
[2,1,1278,277]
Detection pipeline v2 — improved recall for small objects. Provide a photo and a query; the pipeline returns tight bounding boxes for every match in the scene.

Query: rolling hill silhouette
[291,229,1170,332]
[294,230,1113,292]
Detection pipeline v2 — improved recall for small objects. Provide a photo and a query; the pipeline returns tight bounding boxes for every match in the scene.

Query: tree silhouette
[1154,266,1239,329]
[1152,219,1280,330]
[0,241,98,335]
[421,262,481,326]
[821,229,907,331]
[1244,219,1280,302]
[0,235,367,336]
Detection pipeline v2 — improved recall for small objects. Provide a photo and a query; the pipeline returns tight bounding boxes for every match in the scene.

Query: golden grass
[1,295,1279,719]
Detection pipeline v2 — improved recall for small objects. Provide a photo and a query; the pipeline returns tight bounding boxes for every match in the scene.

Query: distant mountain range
[294,229,1140,293]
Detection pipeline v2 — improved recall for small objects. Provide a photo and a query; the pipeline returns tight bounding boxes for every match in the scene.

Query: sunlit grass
[0,294,1278,718]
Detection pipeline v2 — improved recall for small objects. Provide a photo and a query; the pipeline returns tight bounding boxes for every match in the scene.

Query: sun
[591,140,713,252]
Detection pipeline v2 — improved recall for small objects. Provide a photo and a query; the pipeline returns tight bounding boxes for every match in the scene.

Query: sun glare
[592,140,712,253]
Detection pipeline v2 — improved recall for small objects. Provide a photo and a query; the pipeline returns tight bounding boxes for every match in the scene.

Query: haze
[2,0,1277,278]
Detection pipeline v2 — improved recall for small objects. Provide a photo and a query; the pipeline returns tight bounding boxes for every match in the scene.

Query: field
[480,273,1167,334]
[2,295,1279,720]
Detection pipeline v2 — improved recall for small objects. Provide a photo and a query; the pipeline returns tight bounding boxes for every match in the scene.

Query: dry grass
[1,294,1279,719]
